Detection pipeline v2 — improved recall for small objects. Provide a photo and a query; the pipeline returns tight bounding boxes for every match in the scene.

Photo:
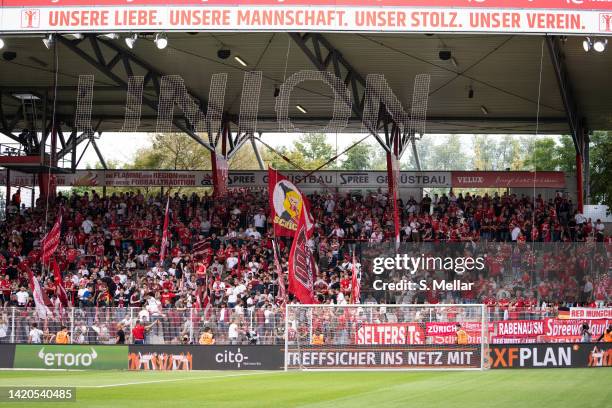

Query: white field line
[80,371,279,388]
[0,368,85,371]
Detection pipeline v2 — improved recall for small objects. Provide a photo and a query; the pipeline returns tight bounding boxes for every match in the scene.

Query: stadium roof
[0,32,608,140]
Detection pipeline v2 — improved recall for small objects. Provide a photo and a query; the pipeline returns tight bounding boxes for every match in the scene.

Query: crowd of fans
[0,187,609,344]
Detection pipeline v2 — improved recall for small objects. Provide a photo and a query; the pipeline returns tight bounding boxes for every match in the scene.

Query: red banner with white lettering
[40,215,62,265]
[568,307,612,320]
[426,321,492,336]
[4,1,611,34]
[452,171,565,188]
[544,318,610,338]
[426,322,491,345]
[355,323,425,345]
[287,205,316,304]
[495,320,545,338]
[6,0,612,8]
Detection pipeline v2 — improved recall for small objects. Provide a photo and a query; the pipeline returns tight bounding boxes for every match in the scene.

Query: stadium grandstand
[0,0,610,406]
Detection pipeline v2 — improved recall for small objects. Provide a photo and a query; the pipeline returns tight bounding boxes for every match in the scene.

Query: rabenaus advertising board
[494,320,546,338]
[2,0,612,35]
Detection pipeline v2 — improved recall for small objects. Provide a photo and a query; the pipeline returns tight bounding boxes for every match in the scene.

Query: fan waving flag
[25,265,52,319]
[40,215,62,265]
[268,167,311,237]
[350,252,361,304]
[51,260,68,307]
[159,197,170,264]
[287,204,317,304]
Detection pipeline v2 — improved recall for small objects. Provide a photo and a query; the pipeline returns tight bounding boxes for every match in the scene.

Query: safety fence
[0,306,609,345]
[1,306,284,345]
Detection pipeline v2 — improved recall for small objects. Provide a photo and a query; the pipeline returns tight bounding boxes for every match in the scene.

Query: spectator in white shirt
[226,254,239,271]
[324,198,335,214]
[253,211,266,234]
[245,225,261,240]
[575,211,587,225]
[511,226,522,241]
[29,323,44,344]
[81,216,94,234]
[228,320,240,344]
[16,287,29,306]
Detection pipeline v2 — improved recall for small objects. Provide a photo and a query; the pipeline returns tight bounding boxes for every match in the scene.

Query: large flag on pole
[287,204,317,304]
[350,252,361,304]
[268,167,310,237]
[51,260,68,307]
[159,197,170,263]
[40,215,62,265]
[25,265,52,319]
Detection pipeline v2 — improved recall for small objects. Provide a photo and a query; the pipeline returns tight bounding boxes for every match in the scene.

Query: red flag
[350,252,360,304]
[288,206,317,304]
[160,197,170,263]
[212,153,229,198]
[268,167,311,237]
[25,265,52,319]
[41,215,62,265]
[192,238,211,259]
[272,240,287,306]
[51,260,68,307]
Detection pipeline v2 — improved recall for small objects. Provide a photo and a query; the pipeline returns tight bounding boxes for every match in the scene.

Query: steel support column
[576,152,584,213]
[546,35,587,212]
[90,137,107,169]
[5,168,10,217]
[251,135,265,170]
[583,132,590,205]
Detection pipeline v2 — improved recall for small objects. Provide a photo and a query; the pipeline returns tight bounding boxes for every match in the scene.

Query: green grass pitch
[0,369,610,407]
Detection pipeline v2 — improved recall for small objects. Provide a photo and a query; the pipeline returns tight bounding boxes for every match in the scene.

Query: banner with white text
[2,1,612,35]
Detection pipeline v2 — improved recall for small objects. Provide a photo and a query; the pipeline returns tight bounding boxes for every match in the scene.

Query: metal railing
[1,305,285,345]
[0,305,576,345]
